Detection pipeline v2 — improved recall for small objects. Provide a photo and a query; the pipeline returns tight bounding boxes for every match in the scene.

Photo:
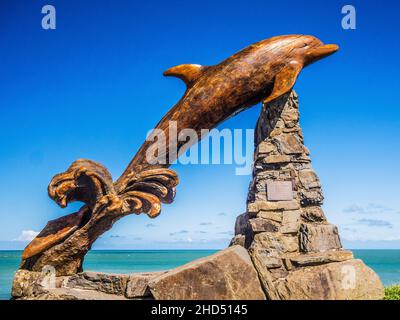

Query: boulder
[274,259,384,300]
[148,246,266,300]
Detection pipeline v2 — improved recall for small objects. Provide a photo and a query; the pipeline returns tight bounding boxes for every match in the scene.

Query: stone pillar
[230,91,384,300]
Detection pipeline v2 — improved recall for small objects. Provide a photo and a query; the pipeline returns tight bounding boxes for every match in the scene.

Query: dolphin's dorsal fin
[163,64,209,86]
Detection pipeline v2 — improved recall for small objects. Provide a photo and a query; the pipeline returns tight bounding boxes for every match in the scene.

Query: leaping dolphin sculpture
[119,34,338,181]
[21,35,338,275]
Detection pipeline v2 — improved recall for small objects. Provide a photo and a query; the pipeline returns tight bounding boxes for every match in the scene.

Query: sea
[1,249,399,300]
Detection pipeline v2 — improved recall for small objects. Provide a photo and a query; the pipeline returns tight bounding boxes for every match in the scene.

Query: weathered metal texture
[21,35,338,275]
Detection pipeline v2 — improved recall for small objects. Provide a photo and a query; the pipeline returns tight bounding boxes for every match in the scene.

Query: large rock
[274,259,384,300]
[148,246,266,300]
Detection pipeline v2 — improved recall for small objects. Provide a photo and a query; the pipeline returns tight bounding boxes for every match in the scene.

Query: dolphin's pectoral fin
[163,64,210,86]
[263,62,302,105]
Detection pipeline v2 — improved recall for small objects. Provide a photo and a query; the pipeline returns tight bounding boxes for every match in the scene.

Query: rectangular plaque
[266,180,293,201]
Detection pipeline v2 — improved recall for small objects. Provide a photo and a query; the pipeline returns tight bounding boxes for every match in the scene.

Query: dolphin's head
[264,35,338,67]
[289,35,339,66]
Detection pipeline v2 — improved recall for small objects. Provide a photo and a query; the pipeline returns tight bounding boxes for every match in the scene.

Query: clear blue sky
[1,0,399,250]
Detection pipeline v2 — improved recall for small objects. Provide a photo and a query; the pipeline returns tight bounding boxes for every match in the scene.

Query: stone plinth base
[230,91,384,300]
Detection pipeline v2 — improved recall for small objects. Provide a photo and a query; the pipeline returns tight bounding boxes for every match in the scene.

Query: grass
[384,284,400,300]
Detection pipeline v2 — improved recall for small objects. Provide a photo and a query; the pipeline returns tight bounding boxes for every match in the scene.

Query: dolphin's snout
[304,43,339,65]
[316,44,339,56]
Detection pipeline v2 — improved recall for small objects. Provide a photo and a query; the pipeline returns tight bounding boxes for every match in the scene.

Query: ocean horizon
[1,249,399,300]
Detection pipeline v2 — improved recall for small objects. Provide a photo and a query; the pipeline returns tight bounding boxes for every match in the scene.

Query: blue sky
[1,0,400,250]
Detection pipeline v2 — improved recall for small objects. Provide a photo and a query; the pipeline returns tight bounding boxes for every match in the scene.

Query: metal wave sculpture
[21,35,338,275]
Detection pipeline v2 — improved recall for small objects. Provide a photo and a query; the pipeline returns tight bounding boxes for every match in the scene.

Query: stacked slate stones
[230,91,383,300]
